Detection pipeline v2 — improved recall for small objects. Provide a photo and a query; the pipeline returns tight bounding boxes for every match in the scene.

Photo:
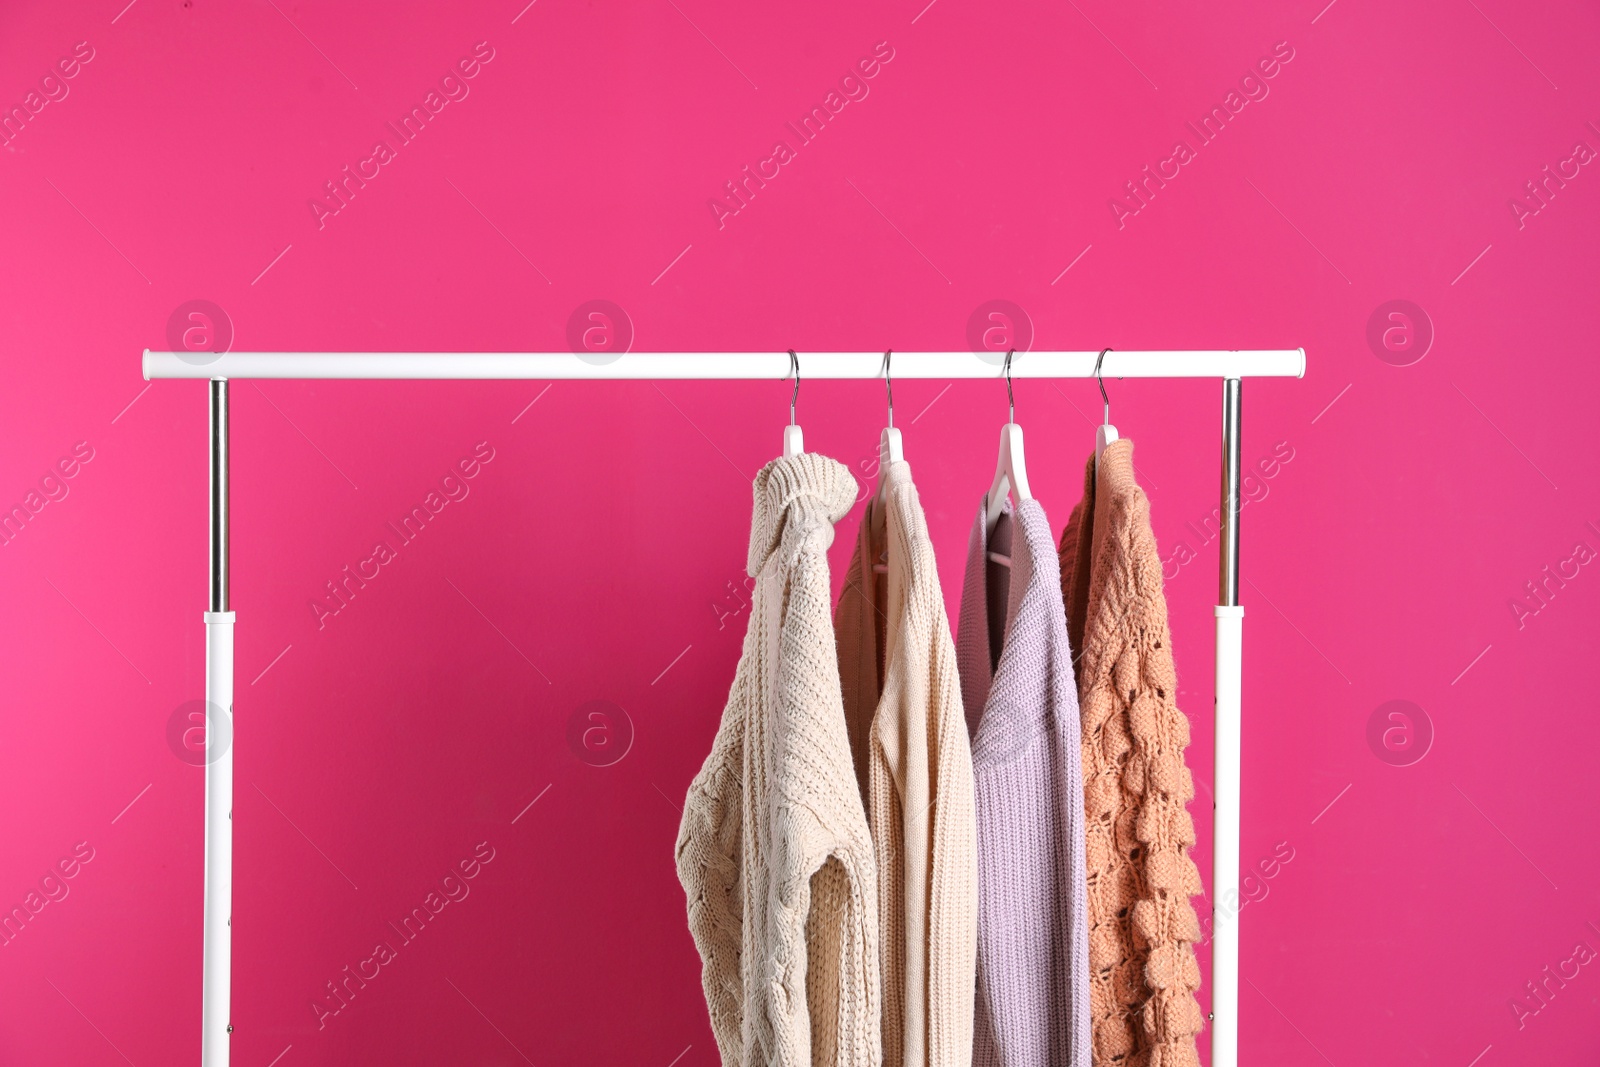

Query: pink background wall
[3,0,1598,1063]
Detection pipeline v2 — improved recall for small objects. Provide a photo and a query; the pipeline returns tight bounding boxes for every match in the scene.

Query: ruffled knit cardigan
[1058,439,1204,1067]
[676,453,881,1067]
[835,460,978,1067]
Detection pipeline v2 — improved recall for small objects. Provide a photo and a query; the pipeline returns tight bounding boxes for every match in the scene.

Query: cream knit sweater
[834,460,978,1067]
[676,453,882,1067]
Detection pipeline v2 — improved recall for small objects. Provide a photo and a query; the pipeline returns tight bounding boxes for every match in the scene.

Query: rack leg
[1211,376,1242,1067]
[203,379,232,1067]
[203,611,234,1064]
[1211,605,1243,1067]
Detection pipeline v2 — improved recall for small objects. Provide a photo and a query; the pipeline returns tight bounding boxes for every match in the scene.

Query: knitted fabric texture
[955,497,1091,1067]
[676,452,882,1067]
[1058,439,1204,1067]
[835,460,978,1067]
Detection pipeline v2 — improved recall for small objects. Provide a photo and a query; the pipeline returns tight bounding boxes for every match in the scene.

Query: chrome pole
[209,379,229,613]
[1219,378,1241,606]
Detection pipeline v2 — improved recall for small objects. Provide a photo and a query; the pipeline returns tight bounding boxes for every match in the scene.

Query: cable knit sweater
[1058,439,1204,1067]
[834,460,978,1067]
[676,453,881,1067]
[955,497,1091,1067]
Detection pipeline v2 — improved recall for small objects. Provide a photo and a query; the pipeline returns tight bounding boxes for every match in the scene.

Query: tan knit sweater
[676,453,882,1067]
[1059,440,1204,1067]
[834,460,978,1067]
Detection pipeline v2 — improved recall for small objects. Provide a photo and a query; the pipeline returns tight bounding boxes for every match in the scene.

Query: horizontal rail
[144,349,1305,381]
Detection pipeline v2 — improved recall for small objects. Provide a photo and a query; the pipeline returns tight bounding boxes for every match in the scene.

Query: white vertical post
[1211,378,1242,1067]
[1211,605,1242,1065]
[203,611,234,1064]
[203,379,233,1066]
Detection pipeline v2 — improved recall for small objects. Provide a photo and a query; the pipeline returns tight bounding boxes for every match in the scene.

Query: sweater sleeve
[925,641,979,1067]
[1119,492,1205,1067]
[676,672,749,1067]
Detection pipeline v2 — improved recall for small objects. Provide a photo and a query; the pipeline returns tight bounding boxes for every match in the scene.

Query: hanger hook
[882,348,894,427]
[787,349,800,426]
[1002,347,1016,423]
[1093,346,1113,423]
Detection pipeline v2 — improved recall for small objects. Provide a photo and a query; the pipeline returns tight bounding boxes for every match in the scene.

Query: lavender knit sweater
[956,498,1091,1067]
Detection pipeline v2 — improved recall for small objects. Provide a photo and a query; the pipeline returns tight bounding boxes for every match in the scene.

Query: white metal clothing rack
[142,347,1305,1067]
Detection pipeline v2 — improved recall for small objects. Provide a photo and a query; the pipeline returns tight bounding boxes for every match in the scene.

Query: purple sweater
[955,498,1091,1067]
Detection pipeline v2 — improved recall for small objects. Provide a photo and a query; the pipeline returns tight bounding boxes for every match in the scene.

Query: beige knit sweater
[834,460,978,1067]
[1059,439,1204,1067]
[676,453,882,1067]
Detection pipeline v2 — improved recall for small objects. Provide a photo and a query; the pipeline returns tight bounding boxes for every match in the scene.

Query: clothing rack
[141,347,1306,1067]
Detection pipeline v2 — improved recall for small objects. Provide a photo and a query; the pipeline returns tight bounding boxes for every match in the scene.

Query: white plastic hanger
[984,349,1032,559]
[875,349,902,504]
[873,349,901,574]
[783,349,804,457]
[1094,346,1118,470]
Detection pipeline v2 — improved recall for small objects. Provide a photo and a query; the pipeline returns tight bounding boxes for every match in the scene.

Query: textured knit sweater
[676,453,881,1067]
[834,460,978,1067]
[1058,439,1204,1067]
[955,497,1091,1067]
